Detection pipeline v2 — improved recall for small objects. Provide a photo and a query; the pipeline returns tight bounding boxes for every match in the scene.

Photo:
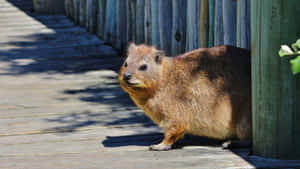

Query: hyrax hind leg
[149,122,186,151]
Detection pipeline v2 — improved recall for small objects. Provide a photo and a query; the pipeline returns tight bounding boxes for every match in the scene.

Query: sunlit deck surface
[1,0,300,168]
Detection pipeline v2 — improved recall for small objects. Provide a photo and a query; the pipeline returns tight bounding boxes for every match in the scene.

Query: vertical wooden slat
[200,0,209,48]
[214,0,223,46]
[222,0,236,46]
[116,0,127,51]
[186,0,201,51]
[97,0,106,39]
[144,0,152,45]
[104,0,116,44]
[128,0,136,43]
[252,0,300,160]
[65,0,74,19]
[151,0,160,48]
[86,0,97,33]
[241,0,251,49]
[236,0,241,47]
[171,0,186,56]
[79,0,87,27]
[136,0,145,44]
[158,0,172,55]
[208,0,215,47]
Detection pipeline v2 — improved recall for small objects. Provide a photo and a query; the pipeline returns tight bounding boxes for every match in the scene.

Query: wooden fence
[65,0,250,55]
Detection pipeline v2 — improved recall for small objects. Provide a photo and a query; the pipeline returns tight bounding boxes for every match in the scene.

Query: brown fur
[119,44,251,150]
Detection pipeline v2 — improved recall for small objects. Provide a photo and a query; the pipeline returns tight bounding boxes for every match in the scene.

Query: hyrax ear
[155,50,164,64]
[128,42,137,52]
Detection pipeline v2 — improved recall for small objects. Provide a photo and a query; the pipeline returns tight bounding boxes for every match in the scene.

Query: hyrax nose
[123,71,132,81]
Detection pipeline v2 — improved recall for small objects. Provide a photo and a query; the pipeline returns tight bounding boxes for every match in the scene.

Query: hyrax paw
[149,143,172,151]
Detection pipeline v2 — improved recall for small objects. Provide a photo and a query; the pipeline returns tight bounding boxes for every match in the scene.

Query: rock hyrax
[119,43,251,151]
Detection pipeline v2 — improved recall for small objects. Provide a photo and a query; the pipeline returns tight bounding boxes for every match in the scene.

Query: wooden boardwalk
[1,0,300,168]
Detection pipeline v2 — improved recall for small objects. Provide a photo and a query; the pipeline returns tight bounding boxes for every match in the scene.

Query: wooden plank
[115,0,127,51]
[0,22,74,30]
[33,0,65,14]
[104,0,116,44]
[0,27,86,36]
[79,0,87,27]
[171,0,186,56]
[222,0,236,46]
[200,0,209,48]
[186,0,201,51]
[151,0,160,48]
[97,0,106,39]
[158,0,172,55]
[135,0,145,44]
[208,0,215,47]
[251,0,300,160]
[0,19,73,28]
[240,0,251,49]
[127,0,136,43]
[0,37,104,50]
[0,45,118,58]
[236,0,241,47]
[144,0,152,45]
[73,0,79,24]
[0,31,97,43]
[65,0,74,19]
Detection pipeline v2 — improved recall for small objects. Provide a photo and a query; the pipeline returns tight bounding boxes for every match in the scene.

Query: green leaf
[279,45,294,57]
[290,56,300,75]
[292,39,300,52]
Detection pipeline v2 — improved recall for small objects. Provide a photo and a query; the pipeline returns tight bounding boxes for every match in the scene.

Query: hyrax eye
[124,62,128,67]
[138,64,147,71]
[155,55,161,63]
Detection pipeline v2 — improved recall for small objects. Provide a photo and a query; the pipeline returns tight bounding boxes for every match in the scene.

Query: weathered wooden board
[79,0,87,27]
[144,0,152,45]
[208,0,215,47]
[86,0,97,33]
[171,0,186,56]
[200,0,209,48]
[97,0,106,39]
[104,0,116,44]
[151,0,160,48]
[186,0,201,51]
[136,0,145,44]
[251,0,300,160]
[116,0,127,51]
[158,0,172,55]
[240,0,251,49]
[222,0,236,46]
[33,0,65,14]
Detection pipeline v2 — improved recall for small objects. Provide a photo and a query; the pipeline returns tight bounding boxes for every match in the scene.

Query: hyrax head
[119,43,165,93]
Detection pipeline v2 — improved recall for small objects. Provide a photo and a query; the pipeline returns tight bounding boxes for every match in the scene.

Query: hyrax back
[119,43,251,151]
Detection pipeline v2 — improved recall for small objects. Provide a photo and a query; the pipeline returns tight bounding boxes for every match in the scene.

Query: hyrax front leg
[149,123,185,151]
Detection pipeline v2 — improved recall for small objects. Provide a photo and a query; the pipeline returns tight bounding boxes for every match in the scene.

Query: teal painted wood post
[222,0,236,46]
[251,0,300,160]
[214,0,223,46]
[208,0,215,47]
